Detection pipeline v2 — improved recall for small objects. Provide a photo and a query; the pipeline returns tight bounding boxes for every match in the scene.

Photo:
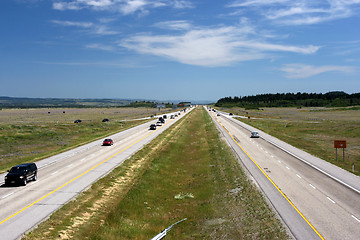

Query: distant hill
[0,97,139,108]
[215,91,360,109]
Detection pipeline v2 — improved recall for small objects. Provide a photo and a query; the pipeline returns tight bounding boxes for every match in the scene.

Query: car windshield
[9,167,26,173]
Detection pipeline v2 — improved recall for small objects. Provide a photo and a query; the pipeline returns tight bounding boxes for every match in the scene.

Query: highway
[207,108,360,240]
[0,109,192,240]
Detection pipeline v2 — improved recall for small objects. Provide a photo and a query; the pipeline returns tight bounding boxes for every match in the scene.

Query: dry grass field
[222,106,360,175]
[0,107,170,172]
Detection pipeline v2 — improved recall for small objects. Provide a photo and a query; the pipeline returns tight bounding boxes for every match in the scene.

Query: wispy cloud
[52,0,192,15]
[153,20,192,30]
[172,0,194,9]
[280,63,356,78]
[119,24,319,67]
[86,43,116,51]
[228,0,360,25]
[52,20,118,35]
[51,20,93,28]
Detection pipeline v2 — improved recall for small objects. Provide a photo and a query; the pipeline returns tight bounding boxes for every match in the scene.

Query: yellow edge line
[214,116,324,240]
[0,118,174,225]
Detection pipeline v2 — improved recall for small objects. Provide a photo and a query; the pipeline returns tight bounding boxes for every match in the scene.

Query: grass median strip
[24,107,288,239]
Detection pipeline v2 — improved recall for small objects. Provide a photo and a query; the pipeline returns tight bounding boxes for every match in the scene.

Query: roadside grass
[24,107,288,240]
[0,107,170,172]
[225,107,360,175]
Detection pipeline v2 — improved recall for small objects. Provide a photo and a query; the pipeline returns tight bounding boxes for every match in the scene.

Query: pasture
[0,107,169,172]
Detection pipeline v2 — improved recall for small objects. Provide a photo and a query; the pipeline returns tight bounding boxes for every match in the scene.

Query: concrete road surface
[0,108,193,240]
[207,107,360,240]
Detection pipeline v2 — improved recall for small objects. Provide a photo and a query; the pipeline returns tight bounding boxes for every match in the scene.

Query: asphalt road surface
[207,108,360,240]
[0,108,193,240]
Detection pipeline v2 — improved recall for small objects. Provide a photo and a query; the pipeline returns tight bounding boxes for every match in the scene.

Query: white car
[156,121,162,126]
[250,132,260,138]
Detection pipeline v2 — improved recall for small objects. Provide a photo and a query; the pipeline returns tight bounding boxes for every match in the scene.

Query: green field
[24,107,288,240]
[0,107,169,172]
[223,106,360,175]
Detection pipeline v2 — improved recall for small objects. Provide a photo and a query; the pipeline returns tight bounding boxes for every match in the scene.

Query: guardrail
[151,218,187,240]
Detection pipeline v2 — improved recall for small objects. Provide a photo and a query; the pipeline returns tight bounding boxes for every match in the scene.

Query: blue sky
[1,0,359,101]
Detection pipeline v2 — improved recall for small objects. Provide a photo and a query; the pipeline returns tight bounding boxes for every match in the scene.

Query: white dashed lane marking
[352,215,360,223]
[2,192,14,199]
[51,171,58,175]
[327,197,336,204]
[309,184,316,189]
[296,174,302,179]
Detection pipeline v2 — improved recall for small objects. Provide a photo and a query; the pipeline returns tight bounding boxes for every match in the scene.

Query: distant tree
[215,91,359,108]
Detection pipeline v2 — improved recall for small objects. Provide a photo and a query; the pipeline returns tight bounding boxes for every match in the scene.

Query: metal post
[343,148,345,161]
[336,148,337,161]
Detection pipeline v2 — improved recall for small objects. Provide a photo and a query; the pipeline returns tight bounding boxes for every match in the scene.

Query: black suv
[159,117,165,123]
[5,163,37,186]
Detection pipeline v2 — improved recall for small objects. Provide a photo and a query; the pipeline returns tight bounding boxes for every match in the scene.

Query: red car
[102,138,113,146]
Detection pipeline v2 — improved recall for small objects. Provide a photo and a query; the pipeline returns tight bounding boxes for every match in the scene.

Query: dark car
[229,113,233,116]
[102,118,109,122]
[149,124,156,130]
[5,163,37,186]
[74,119,82,123]
[103,138,114,146]
[163,115,167,119]
[250,132,260,138]
[159,117,165,123]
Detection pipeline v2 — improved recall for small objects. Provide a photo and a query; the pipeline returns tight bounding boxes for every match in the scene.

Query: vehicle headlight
[4,176,7,180]
[19,176,24,179]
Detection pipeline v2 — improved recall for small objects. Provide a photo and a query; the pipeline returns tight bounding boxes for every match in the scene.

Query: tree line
[215,91,360,108]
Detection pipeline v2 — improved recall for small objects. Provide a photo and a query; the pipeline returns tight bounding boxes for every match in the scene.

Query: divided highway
[0,109,192,240]
[207,108,360,240]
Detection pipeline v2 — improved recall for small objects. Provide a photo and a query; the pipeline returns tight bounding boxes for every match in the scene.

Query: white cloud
[93,25,119,35]
[228,0,360,25]
[52,0,188,15]
[86,43,116,51]
[228,0,290,7]
[119,25,319,67]
[280,64,355,78]
[52,20,118,35]
[153,20,192,30]
[51,20,94,28]
[172,0,194,9]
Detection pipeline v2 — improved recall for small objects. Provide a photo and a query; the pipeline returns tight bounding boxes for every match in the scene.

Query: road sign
[334,140,346,148]
[334,140,346,161]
